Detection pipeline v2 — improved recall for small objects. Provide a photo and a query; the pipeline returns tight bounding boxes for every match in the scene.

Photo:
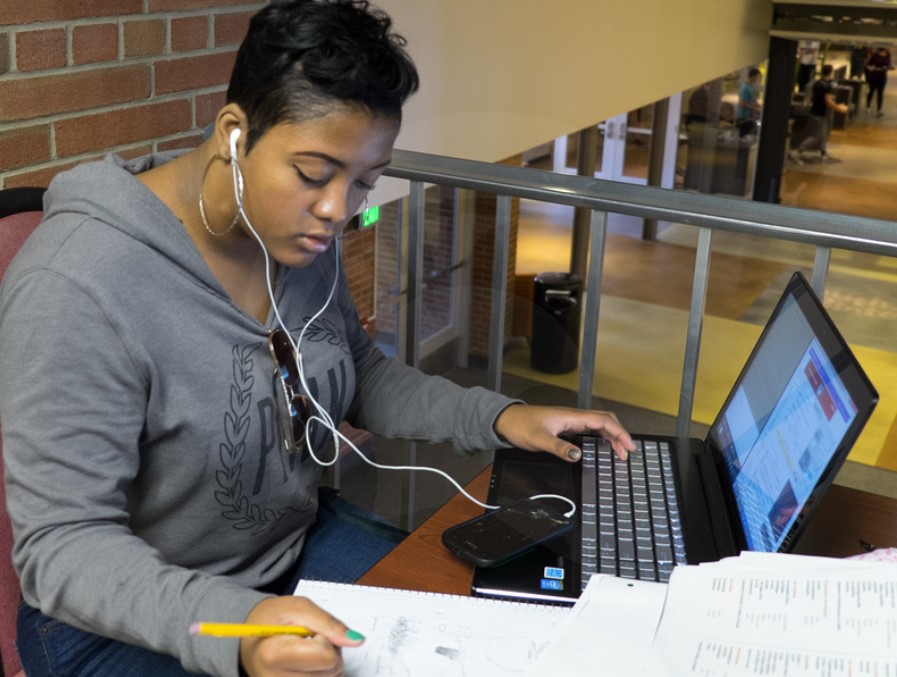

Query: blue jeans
[16,494,402,677]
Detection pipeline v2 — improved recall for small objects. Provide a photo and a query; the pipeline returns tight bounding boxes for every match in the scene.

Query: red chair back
[0,208,44,677]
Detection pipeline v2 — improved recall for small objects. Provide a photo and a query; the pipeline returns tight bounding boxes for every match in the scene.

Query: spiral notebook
[293,579,569,676]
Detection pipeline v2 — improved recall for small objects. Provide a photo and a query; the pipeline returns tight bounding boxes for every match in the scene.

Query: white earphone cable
[227,142,575,517]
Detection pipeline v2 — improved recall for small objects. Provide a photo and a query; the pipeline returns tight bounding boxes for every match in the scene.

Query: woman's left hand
[493,404,636,462]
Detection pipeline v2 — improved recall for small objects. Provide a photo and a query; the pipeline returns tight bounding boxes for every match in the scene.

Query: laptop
[472,271,879,604]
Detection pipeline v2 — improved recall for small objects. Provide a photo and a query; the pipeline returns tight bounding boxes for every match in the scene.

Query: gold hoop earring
[198,155,242,237]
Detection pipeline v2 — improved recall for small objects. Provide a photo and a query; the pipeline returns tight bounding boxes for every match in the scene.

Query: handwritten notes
[294,580,569,676]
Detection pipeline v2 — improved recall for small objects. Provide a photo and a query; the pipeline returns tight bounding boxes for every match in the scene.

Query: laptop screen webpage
[709,274,875,552]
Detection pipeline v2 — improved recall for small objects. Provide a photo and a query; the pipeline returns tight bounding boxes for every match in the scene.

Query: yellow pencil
[189,622,315,638]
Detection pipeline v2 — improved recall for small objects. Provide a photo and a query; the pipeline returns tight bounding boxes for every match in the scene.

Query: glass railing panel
[336,148,897,531]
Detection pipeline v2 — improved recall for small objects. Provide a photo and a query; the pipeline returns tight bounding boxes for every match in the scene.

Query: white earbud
[229,128,241,160]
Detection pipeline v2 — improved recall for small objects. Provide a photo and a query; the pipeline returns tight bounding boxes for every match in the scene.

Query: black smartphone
[441,497,574,568]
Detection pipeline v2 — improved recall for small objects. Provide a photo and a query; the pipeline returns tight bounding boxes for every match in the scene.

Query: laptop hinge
[695,448,741,554]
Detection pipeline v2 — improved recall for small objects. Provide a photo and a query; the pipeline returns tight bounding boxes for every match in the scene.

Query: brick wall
[373,167,521,361]
[0,1,266,189]
[469,172,520,358]
[341,223,377,332]
[372,186,473,349]
[0,1,515,353]
[373,200,401,341]
[0,0,390,326]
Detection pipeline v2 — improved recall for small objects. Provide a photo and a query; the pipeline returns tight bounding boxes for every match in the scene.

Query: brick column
[468,154,521,358]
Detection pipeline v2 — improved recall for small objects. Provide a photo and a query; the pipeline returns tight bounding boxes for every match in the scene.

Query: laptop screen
[708,272,877,552]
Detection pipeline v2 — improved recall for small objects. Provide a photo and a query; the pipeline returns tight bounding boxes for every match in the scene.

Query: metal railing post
[811,246,832,298]
[676,227,713,439]
[401,180,425,530]
[578,209,608,410]
[486,195,512,394]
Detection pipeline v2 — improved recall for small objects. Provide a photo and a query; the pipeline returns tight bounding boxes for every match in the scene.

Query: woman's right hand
[239,596,364,677]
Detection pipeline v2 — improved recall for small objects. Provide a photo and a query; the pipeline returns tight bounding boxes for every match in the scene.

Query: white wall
[375,0,772,163]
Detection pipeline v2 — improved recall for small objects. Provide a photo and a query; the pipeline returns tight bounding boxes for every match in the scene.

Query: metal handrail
[388,150,897,256]
[383,148,897,438]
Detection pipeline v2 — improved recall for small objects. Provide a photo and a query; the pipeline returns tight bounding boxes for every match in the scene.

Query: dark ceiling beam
[772,2,897,45]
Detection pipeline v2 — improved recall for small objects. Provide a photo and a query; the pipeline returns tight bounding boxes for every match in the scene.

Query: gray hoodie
[0,153,515,676]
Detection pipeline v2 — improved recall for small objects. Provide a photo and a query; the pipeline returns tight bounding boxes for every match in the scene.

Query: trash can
[530,272,582,373]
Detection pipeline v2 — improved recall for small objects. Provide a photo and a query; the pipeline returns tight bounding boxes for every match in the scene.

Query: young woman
[0,2,634,675]
[866,46,892,117]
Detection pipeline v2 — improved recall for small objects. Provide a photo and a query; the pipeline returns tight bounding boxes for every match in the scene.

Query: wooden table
[358,467,490,595]
[359,467,897,594]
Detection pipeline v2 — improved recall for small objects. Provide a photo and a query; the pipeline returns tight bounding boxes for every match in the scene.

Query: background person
[865,46,892,117]
[796,40,820,96]
[684,82,711,130]
[0,2,635,676]
[736,68,763,138]
[790,64,849,164]
[850,45,869,79]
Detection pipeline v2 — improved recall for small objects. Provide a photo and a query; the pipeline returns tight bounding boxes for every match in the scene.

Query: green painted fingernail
[346,629,365,641]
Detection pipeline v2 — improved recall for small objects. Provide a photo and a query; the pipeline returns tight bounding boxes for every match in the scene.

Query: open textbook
[530,552,897,677]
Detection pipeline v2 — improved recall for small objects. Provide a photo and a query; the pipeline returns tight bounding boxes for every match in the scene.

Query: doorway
[551,95,682,188]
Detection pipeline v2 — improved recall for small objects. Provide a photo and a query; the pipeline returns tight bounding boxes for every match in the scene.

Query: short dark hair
[227,0,419,152]
[821,63,834,77]
[748,67,761,78]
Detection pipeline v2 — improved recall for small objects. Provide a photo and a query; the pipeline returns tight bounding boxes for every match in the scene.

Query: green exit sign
[361,205,380,228]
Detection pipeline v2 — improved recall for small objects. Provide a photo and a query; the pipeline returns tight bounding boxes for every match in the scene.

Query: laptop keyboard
[580,437,688,587]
